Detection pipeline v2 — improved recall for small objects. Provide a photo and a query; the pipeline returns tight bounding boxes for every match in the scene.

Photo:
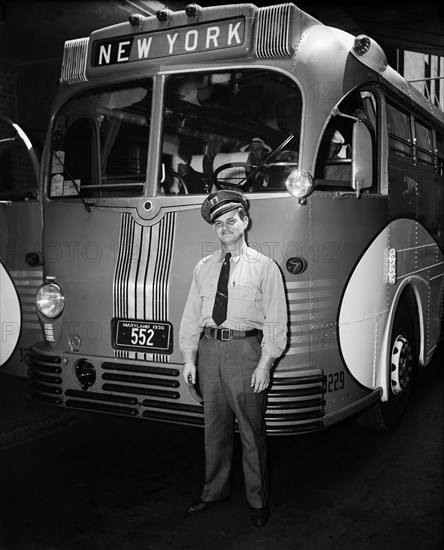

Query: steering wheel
[211,162,256,189]
[165,171,189,195]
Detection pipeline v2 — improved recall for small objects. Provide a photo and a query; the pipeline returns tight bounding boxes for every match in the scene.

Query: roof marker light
[156,8,173,23]
[185,4,201,18]
[353,35,371,56]
[128,13,144,27]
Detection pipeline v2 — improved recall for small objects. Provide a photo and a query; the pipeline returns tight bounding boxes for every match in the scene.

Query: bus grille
[28,349,325,433]
[265,371,325,434]
[28,349,64,406]
[255,4,293,58]
[60,37,89,84]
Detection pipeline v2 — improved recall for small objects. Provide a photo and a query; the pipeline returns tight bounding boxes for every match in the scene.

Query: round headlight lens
[36,282,65,318]
[285,169,314,199]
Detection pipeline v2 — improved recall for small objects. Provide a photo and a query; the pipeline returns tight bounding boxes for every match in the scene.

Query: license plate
[112,319,172,354]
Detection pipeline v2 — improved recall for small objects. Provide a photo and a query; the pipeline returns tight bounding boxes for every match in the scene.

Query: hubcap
[390,334,413,395]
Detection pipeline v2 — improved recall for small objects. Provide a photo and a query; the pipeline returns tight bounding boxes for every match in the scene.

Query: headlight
[285,169,314,201]
[36,282,65,318]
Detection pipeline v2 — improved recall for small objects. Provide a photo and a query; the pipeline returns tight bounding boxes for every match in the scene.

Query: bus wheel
[357,301,417,430]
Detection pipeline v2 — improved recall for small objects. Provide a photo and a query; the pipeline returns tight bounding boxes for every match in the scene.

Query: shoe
[250,506,269,527]
[187,499,216,514]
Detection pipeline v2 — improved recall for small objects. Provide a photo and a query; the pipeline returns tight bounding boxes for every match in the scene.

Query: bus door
[311,90,392,408]
[0,115,43,374]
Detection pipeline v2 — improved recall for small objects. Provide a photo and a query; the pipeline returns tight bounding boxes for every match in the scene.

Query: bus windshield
[50,81,153,199]
[48,69,302,199]
[161,69,302,195]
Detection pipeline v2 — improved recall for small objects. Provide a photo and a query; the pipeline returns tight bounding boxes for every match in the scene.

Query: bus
[28,3,444,433]
[0,114,43,374]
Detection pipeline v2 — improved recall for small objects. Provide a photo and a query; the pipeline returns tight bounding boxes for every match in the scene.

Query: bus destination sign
[92,18,245,66]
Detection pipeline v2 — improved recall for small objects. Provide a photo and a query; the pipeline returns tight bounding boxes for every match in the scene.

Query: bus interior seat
[168,153,211,194]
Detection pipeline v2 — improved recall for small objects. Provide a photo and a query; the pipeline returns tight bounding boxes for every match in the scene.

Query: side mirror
[351,122,373,197]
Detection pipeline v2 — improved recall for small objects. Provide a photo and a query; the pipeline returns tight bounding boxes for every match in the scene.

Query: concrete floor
[0,346,443,550]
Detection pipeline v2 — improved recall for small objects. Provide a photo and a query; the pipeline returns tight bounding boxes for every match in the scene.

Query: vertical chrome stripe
[113,212,176,361]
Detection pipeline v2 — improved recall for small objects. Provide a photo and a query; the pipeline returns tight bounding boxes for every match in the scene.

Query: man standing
[179,190,287,527]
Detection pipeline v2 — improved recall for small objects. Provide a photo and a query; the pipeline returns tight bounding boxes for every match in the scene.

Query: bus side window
[414,120,434,167]
[315,91,378,193]
[315,126,352,186]
[387,103,412,157]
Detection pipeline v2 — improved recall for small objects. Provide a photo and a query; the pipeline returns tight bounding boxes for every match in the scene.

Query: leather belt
[204,327,261,342]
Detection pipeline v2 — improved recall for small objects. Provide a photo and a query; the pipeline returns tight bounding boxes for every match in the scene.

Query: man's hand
[251,366,270,394]
[251,353,274,393]
[183,361,196,385]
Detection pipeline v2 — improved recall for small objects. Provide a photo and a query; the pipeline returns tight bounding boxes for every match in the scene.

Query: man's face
[213,210,248,246]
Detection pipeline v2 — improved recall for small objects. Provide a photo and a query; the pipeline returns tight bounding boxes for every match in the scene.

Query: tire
[357,300,417,430]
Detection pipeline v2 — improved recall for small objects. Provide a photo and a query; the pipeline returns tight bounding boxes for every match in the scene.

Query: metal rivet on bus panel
[144,201,153,211]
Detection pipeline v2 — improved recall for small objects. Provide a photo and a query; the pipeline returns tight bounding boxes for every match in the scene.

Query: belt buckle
[220,328,231,341]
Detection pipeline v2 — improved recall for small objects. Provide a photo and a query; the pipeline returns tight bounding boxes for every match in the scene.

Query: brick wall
[0,59,60,149]
[17,59,60,151]
[0,61,45,194]
[0,61,18,120]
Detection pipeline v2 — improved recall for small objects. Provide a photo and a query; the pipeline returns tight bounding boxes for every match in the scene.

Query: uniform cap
[240,137,272,153]
[201,190,248,224]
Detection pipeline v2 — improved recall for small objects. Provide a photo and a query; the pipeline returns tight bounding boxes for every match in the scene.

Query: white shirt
[179,244,287,359]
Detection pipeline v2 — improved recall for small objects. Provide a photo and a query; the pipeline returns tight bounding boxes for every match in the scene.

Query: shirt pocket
[229,283,257,322]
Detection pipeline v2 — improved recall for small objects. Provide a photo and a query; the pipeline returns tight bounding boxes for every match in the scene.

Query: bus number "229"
[131,327,155,346]
[326,371,345,392]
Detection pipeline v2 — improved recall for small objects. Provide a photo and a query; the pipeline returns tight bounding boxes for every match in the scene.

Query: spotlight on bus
[36,281,65,319]
[128,13,144,27]
[156,8,172,23]
[185,4,201,17]
[353,35,371,56]
[285,169,314,204]
[74,359,96,390]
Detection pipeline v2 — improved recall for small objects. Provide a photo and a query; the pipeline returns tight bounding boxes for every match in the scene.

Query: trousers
[197,332,268,508]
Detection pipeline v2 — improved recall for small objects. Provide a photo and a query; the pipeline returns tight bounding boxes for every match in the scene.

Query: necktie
[212,252,231,326]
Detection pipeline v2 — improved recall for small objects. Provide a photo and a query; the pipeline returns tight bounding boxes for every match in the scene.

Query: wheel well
[376,284,421,400]
[397,285,421,364]
[358,285,420,430]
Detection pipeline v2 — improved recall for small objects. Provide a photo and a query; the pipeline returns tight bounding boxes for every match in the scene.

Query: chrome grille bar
[60,37,89,84]
[255,4,293,59]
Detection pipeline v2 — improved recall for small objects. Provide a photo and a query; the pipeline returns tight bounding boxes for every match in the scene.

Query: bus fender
[0,261,21,367]
[376,281,423,402]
